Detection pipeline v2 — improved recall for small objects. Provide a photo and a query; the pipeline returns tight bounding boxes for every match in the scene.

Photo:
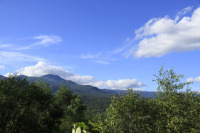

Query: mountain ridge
[0,74,156,98]
[0,74,156,112]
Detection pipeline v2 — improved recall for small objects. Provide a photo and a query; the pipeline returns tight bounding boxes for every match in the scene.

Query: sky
[0,0,200,91]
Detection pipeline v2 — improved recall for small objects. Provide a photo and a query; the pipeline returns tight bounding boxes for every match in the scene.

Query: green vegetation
[89,67,200,132]
[1,66,200,132]
[0,76,85,133]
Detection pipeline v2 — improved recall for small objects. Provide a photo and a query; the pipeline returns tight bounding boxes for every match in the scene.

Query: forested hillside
[16,74,156,113]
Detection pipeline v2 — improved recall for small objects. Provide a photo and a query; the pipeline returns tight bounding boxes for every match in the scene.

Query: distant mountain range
[0,74,156,113]
[0,74,156,98]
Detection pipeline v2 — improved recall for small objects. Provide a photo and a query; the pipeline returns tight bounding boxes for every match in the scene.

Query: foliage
[0,75,60,133]
[54,85,86,133]
[151,66,200,132]
[106,90,152,132]
[90,90,152,133]
[0,76,85,133]
[91,66,200,133]
[72,122,89,133]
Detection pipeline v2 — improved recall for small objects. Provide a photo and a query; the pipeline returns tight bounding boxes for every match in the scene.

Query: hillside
[0,74,156,113]
[24,74,157,97]
[20,74,113,113]
[22,74,105,94]
[0,74,156,97]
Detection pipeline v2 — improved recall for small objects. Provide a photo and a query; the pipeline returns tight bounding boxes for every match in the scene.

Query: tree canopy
[0,76,85,133]
[90,66,200,133]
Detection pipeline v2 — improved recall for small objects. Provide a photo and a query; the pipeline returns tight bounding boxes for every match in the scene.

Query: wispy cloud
[112,38,133,55]
[0,44,12,48]
[175,6,193,22]
[0,65,5,69]
[13,61,144,90]
[0,51,44,64]
[17,35,62,50]
[94,60,110,65]
[81,53,112,65]
[80,53,102,59]
[33,35,62,46]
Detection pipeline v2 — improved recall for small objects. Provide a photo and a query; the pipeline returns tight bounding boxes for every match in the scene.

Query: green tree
[55,85,86,133]
[91,66,200,133]
[92,89,152,133]
[0,75,61,133]
[151,66,200,132]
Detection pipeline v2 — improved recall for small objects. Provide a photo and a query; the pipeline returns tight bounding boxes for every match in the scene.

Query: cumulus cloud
[90,79,143,90]
[131,6,200,58]
[0,65,5,69]
[186,76,200,83]
[17,61,95,85]
[15,61,144,90]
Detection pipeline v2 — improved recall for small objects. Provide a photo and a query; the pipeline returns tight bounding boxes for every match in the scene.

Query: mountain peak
[41,74,65,81]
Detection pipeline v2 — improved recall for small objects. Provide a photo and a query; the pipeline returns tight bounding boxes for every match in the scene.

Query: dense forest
[1,67,200,133]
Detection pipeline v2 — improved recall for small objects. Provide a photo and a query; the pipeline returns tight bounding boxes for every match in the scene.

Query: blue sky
[0,0,200,91]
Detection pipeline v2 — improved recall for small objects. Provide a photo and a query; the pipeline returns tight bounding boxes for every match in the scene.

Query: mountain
[22,74,112,112]
[22,74,104,95]
[2,74,156,113]
[18,74,156,98]
[0,75,5,80]
[2,74,156,98]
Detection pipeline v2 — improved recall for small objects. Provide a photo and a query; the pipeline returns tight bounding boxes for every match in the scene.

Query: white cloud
[34,35,62,46]
[130,7,200,58]
[0,51,44,64]
[0,65,5,69]
[17,61,95,85]
[186,76,200,82]
[90,79,143,90]
[16,61,144,90]
[175,6,193,21]
[4,73,14,77]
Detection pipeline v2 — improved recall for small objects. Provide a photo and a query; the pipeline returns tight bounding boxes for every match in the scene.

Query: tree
[92,89,152,133]
[0,75,61,133]
[54,86,86,133]
[151,66,200,132]
[91,66,200,133]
